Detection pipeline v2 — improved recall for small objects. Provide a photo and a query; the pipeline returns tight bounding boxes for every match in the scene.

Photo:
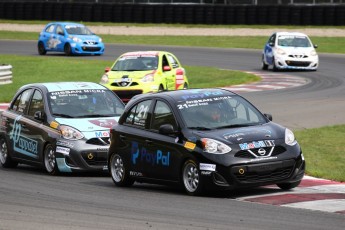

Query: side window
[167,54,179,69]
[28,90,44,117]
[56,25,64,35]
[45,24,55,33]
[151,101,177,131]
[124,100,152,128]
[11,89,33,114]
[162,55,169,68]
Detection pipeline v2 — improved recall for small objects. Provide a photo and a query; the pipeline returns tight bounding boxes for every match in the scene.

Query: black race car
[0,82,124,175]
[108,88,305,195]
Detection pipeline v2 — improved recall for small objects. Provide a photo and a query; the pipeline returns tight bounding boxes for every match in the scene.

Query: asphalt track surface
[0,40,345,230]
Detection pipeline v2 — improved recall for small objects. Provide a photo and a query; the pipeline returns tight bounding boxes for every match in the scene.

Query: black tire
[0,137,18,168]
[182,159,204,196]
[261,55,268,70]
[43,143,59,175]
[272,57,278,72]
[109,153,134,187]
[158,85,164,92]
[38,42,46,55]
[64,43,72,56]
[277,180,302,190]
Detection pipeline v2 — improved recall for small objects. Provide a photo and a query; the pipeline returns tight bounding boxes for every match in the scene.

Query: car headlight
[285,128,297,146]
[72,37,82,43]
[201,138,231,154]
[60,125,84,140]
[310,50,318,56]
[99,38,102,43]
[276,48,286,55]
[100,74,109,84]
[142,73,154,82]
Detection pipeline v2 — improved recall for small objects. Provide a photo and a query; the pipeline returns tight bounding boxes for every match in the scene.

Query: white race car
[262,32,319,71]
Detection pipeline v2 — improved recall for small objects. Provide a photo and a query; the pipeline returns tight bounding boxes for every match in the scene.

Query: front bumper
[55,139,109,173]
[201,154,305,190]
[275,55,318,70]
[71,42,105,55]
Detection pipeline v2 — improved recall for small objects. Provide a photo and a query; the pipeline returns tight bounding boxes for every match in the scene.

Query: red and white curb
[237,176,345,215]
[223,71,309,93]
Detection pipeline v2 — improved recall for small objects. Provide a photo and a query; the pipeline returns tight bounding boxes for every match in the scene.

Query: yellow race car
[100,51,189,103]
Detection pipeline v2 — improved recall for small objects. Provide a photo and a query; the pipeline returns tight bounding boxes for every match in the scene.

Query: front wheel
[277,180,302,190]
[64,43,72,56]
[182,160,204,196]
[272,57,279,72]
[261,55,268,70]
[43,143,59,175]
[109,153,134,187]
[0,137,18,168]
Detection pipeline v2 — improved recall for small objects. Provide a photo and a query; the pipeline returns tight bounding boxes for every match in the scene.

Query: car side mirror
[163,66,171,71]
[105,67,111,73]
[269,42,274,47]
[159,124,176,135]
[264,113,273,121]
[314,44,318,49]
[34,111,45,121]
[58,31,64,36]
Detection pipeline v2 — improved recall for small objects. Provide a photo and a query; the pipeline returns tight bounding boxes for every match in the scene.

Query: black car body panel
[108,88,305,194]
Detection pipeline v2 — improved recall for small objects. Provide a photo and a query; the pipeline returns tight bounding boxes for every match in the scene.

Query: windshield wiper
[188,126,212,131]
[216,123,255,129]
[52,113,74,118]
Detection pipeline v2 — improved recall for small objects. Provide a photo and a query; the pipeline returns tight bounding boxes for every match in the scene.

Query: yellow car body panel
[101,51,189,103]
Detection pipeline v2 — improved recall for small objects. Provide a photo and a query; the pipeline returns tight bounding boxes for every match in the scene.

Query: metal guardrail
[0,64,13,85]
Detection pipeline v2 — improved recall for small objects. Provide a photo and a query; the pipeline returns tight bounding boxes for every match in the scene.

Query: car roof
[47,22,85,27]
[22,82,107,93]
[120,51,168,57]
[275,31,309,37]
[130,88,237,104]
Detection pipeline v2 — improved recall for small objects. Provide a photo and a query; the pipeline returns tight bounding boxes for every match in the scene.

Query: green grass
[295,125,345,182]
[0,54,259,102]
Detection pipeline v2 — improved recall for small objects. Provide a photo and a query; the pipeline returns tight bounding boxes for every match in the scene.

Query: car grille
[111,82,139,87]
[81,152,107,166]
[83,41,98,45]
[288,54,308,58]
[234,166,293,183]
[81,46,102,52]
[285,60,311,67]
[235,146,286,158]
[112,90,143,103]
[86,137,110,145]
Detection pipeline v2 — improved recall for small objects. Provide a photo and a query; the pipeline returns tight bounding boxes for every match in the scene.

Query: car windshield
[48,89,124,118]
[177,94,267,130]
[277,35,311,48]
[65,25,93,35]
[112,56,158,71]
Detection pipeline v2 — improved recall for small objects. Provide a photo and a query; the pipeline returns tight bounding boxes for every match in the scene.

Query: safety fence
[0,64,13,85]
[0,1,344,25]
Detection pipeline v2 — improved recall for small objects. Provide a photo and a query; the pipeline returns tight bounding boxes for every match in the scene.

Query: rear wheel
[109,153,134,187]
[64,43,72,56]
[182,160,204,196]
[38,42,46,55]
[277,180,302,190]
[44,143,59,175]
[0,137,18,168]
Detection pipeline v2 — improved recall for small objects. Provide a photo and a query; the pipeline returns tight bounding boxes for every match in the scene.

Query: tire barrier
[0,2,344,26]
[0,64,13,85]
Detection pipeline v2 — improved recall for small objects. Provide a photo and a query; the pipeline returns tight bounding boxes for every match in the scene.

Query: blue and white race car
[262,32,319,71]
[37,22,105,56]
[0,82,124,175]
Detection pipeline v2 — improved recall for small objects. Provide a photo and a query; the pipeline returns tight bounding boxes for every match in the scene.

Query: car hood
[107,70,153,80]
[276,46,316,55]
[55,117,119,132]
[192,123,285,145]
[71,34,101,41]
